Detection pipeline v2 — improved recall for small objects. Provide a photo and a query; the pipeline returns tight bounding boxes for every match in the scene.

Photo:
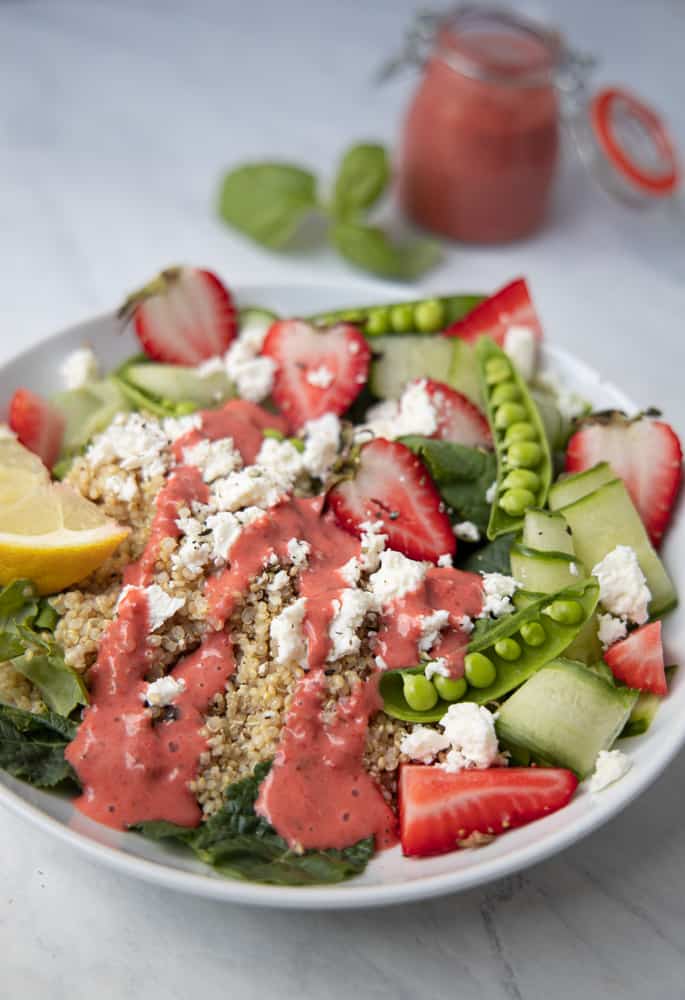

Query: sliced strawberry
[604,620,667,695]
[566,412,682,547]
[421,379,492,448]
[328,438,456,562]
[398,764,578,857]
[8,388,65,469]
[444,278,543,346]
[119,267,237,365]
[261,320,370,432]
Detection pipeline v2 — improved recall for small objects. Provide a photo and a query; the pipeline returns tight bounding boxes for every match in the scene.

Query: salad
[0,269,680,885]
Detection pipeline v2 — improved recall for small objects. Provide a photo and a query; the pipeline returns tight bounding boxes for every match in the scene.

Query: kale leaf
[0,703,79,788]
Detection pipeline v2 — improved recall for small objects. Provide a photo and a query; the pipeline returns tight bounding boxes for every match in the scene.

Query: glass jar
[398,8,563,244]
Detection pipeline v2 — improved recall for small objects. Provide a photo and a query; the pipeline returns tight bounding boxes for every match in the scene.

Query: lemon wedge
[0,436,130,594]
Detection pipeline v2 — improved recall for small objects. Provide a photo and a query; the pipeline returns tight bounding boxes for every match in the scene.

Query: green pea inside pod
[390,304,415,333]
[379,666,458,723]
[366,307,391,336]
[402,673,438,712]
[414,298,446,333]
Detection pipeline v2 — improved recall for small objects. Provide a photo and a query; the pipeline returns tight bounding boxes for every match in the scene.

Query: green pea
[464,652,497,688]
[507,441,543,469]
[433,674,468,702]
[504,421,536,444]
[545,600,584,625]
[498,488,536,517]
[501,469,541,493]
[174,400,197,415]
[366,307,391,336]
[263,427,285,441]
[494,402,527,429]
[415,298,446,333]
[520,621,546,646]
[494,638,522,661]
[390,304,415,333]
[490,382,521,406]
[485,359,512,385]
[288,436,305,453]
[402,674,439,712]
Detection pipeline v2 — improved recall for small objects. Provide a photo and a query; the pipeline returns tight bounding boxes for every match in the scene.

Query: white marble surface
[1,0,685,996]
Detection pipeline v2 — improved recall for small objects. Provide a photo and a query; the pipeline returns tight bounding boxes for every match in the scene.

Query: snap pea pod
[307,293,484,337]
[378,578,599,723]
[476,338,552,540]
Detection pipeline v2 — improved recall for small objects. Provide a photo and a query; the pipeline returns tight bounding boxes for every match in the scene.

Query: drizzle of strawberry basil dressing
[375,568,484,677]
[65,589,234,829]
[172,398,289,466]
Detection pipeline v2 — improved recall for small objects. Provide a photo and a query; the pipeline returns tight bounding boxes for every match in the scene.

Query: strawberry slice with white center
[443,278,543,346]
[421,379,492,448]
[604,620,667,695]
[261,320,370,432]
[398,764,578,857]
[9,388,65,469]
[119,267,237,365]
[566,412,682,547]
[327,438,456,562]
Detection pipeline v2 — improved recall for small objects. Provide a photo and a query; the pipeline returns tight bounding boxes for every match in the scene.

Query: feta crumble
[418,609,450,653]
[60,346,99,390]
[597,612,628,650]
[437,553,453,568]
[360,379,438,440]
[504,325,537,381]
[537,368,588,423]
[162,413,203,442]
[305,364,334,389]
[212,467,287,513]
[479,573,519,618]
[286,537,311,570]
[424,658,449,681]
[327,589,375,660]
[140,585,185,631]
[592,545,651,624]
[183,437,241,483]
[339,556,362,587]
[368,550,427,607]
[359,520,387,573]
[301,413,341,479]
[255,437,305,487]
[144,675,186,708]
[485,481,497,504]
[86,413,170,480]
[457,614,474,634]
[221,335,277,403]
[453,520,480,543]
[400,725,451,764]
[270,597,307,666]
[439,703,501,772]
[104,474,138,503]
[589,749,632,792]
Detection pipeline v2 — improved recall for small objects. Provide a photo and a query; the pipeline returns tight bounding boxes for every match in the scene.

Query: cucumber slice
[53,378,130,454]
[563,614,603,665]
[496,658,639,777]
[368,335,455,399]
[510,543,583,593]
[621,666,676,737]
[522,509,574,555]
[124,364,234,407]
[560,478,677,617]
[238,306,278,342]
[530,388,565,450]
[548,462,615,511]
[447,339,483,406]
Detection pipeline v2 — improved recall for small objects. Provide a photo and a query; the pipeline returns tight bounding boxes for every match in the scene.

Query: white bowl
[0,281,682,910]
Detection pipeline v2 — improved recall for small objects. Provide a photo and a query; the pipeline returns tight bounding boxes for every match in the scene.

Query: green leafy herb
[135,761,375,886]
[0,580,86,717]
[0,703,79,788]
[332,143,390,220]
[459,533,516,575]
[332,222,440,281]
[218,164,318,250]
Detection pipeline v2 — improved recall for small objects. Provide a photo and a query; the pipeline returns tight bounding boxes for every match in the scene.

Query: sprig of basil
[218,164,318,250]
[332,221,441,281]
[332,143,390,220]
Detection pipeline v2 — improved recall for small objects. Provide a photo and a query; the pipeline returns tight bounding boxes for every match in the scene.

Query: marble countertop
[2,1,685,996]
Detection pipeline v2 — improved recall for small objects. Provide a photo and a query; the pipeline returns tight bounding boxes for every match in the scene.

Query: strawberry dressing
[172,398,288,466]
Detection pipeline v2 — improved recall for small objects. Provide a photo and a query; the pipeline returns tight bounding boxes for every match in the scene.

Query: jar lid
[589,87,679,198]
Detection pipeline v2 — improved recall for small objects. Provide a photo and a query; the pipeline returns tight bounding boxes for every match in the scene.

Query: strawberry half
[119,267,237,365]
[421,379,492,448]
[261,320,370,432]
[398,765,578,857]
[444,278,543,346]
[328,438,456,562]
[8,388,65,469]
[566,412,682,547]
[604,620,667,695]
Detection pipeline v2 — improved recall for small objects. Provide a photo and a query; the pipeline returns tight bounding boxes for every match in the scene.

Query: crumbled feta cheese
[195,357,226,378]
[104,474,138,503]
[400,725,451,764]
[339,556,362,586]
[270,597,307,666]
[537,369,588,423]
[453,520,480,543]
[479,573,519,618]
[592,545,651,624]
[424,658,449,680]
[457,614,474,634]
[589,749,632,792]
[269,569,291,594]
[504,325,537,381]
[162,413,203,442]
[359,520,387,573]
[418,610,450,653]
[327,589,375,660]
[204,511,242,561]
[305,365,334,389]
[368,550,427,607]
[143,584,185,631]
[183,437,241,482]
[212,467,287,512]
[144,674,186,708]
[172,535,212,577]
[360,379,437,440]
[224,338,276,403]
[439,703,500,772]
[256,437,305,488]
[86,413,169,480]
[301,413,340,479]
[597,612,628,650]
[286,537,311,570]
[485,481,497,504]
[374,654,388,671]
[60,346,99,389]
[437,553,453,568]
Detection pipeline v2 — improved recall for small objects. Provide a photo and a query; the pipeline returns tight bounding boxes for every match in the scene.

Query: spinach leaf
[459,533,516,575]
[0,703,79,788]
[332,143,389,220]
[400,436,497,533]
[331,221,440,281]
[135,761,375,886]
[218,164,318,250]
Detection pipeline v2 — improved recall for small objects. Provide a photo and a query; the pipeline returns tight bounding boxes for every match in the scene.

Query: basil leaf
[0,703,79,788]
[332,143,390,220]
[135,761,375,886]
[218,164,318,249]
[331,221,441,281]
